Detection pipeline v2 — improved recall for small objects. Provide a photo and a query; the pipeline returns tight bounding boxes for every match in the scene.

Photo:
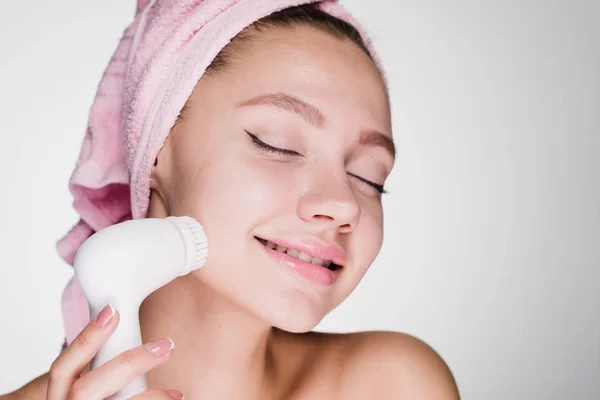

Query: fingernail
[144,337,175,357]
[167,389,184,399]
[95,304,116,328]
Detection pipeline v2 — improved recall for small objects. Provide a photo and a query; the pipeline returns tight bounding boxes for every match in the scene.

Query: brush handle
[89,303,146,399]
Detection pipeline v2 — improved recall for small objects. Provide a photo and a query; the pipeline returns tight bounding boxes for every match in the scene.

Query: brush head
[166,216,209,275]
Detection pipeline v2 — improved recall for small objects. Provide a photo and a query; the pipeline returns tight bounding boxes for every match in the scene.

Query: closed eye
[348,173,388,195]
[245,130,387,195]
[245,130,301,156]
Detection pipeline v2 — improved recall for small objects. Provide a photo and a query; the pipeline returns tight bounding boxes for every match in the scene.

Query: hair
[205,3,374,75]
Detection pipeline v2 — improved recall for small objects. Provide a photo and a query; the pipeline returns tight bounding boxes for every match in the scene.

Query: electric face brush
[73,216,208,399]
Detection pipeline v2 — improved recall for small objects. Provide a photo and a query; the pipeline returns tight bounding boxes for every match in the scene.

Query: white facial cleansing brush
[73,216,208,399]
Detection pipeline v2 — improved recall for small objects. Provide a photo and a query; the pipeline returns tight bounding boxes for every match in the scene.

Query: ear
[149,139,170,201]
[147,188,170,218]
[148,154,170,218]
[136,0,152,15]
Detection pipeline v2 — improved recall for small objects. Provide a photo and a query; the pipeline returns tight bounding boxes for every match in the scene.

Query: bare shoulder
[310,330,460,399]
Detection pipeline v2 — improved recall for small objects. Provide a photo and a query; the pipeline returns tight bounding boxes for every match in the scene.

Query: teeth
[287,248,299,257]
[259,238,335,268]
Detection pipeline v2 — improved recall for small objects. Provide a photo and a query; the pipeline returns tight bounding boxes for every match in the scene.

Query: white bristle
[178,216,208,270]
[167,216,209,272]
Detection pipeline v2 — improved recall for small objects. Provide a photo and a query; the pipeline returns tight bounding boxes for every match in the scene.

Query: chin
[270,312,324,333]
[256,294,332,333]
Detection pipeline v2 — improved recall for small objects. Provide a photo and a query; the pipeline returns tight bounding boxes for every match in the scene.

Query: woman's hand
[46,304,183,400]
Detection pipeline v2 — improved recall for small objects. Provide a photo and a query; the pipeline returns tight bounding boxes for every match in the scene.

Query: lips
[255,236,346,266]
[255,237,342,271]
[254,236,345,286]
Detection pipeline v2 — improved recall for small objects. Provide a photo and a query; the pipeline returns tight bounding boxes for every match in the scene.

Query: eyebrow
[360,130,396,160]
[237,92,395,159]
[237,92,326,128]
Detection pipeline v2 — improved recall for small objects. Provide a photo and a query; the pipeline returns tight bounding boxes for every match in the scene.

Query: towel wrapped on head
[57,0,383,348]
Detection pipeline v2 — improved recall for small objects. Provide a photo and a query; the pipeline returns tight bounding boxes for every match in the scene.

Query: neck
[139,274,282,399]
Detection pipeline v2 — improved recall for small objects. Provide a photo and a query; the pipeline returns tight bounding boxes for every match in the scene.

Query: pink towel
[57,0,383,348]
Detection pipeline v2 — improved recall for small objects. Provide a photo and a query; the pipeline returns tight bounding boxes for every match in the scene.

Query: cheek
[172,153,290,215]
[204,158,296,220]
[360,216,384,268]
[332,207,384,302]
[360,205,384,269]
[172,156,295,272]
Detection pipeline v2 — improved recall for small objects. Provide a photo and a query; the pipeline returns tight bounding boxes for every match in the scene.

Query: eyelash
[246,130,300,156]
[245,130,388,195]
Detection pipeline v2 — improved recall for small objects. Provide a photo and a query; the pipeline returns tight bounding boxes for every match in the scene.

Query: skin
[2,25,460,400]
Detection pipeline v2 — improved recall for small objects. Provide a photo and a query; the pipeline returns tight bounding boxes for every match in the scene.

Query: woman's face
[151,25,394,332]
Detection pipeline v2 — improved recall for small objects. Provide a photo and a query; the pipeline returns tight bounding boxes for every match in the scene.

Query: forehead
[213,25,391,134]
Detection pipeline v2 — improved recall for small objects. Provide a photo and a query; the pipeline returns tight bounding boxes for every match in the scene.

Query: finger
[46,304,119,400]
[128,388,184,399]
[79,363,91,378]
[70,337,175,400]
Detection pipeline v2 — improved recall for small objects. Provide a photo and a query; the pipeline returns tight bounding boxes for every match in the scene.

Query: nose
[297,171,361,233]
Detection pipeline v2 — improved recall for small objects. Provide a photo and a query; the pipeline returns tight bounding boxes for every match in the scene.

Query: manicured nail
[95,304,116,328]
[144,337,175,357]
[167,389,184,399]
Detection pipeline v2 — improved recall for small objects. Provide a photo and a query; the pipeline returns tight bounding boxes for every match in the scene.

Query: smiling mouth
[255,237,342,271]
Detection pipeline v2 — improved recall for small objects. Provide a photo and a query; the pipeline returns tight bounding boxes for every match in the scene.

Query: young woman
[4,2,459,399]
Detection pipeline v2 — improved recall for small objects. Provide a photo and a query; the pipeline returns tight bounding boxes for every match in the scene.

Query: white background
[0,1,598,399]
